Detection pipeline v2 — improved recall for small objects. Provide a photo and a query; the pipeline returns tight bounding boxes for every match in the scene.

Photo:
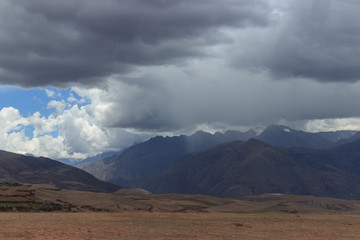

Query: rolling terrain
[1,183,360,214]
[1,183,360,240]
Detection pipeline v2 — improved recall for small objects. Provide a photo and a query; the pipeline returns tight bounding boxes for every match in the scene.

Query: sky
[1,0,360,159]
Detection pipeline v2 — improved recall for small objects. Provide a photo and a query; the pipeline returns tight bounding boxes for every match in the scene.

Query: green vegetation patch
[80,205,107,212]
[0,204,16,212]
[130,197,151,201]
[181,198,219,207]
[0,182,23,187]
[41,188,62,191]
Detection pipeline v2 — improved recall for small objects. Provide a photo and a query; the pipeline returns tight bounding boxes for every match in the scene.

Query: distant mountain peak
[238,138,269,154]
[190,130,212,137]
[244,138,267,146]
[256,125,334,149]
[265,125,295,131]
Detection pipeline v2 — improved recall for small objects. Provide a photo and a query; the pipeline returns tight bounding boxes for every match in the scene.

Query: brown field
[0,212,359,240]
[1,183,360,239]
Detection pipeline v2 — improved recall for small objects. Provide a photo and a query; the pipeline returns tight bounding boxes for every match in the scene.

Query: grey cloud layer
[271,1,360,82]
[234,0,360,82]
[2,0,360,133]
[80,65,360,131]
[2,0,359,86]
[0,0,269,87]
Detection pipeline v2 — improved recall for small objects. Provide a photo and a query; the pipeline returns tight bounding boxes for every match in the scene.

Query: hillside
[139,139,360,199]
[83,126,359,188]
[1,183,360,214]
[83,130,256,186]
[0,150,120,193]
[315,139,360,176]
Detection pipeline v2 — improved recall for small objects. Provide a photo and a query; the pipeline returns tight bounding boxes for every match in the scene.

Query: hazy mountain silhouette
[255,125,357,149]
[83,126,359,188]
[139,138,360,200]
[333,132,360,146]
[83,130,256,186]
[73,151,124,168]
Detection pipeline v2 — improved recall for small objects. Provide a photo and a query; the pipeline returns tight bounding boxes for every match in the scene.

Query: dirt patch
[0,212,359,240]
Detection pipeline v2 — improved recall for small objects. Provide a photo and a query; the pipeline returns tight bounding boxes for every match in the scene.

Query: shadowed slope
[141,139,360,199]
[0,150,120,192]
[83,130,256,186]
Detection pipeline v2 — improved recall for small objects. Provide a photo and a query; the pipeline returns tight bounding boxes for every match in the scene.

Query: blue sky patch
[0,86,86,118]
[0,86,88,140]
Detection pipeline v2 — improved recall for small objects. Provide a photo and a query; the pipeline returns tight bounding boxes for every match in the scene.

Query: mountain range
[82,129,256,186]
[138,138,360,199]
[1,124,360,201]
[256,125,358,149]
[83,125,359,190]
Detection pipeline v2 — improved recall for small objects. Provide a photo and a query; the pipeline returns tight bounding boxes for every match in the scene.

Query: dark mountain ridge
[315,138,360,176]
[83,125,359,190]
[139,138,360,200]
[83,129,256,185]
[0,150,120,193]
[255,125,357,149]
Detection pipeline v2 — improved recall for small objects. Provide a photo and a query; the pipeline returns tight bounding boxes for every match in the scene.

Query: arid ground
[1,184,360,239]
[0,212,360,240]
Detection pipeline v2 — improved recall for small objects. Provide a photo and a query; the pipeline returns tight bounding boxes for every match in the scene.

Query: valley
[1,125,360,239]
[2,0,360,238]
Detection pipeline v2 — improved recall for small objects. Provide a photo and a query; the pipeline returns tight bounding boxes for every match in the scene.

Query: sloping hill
[2,183,360,214]
[315,139,360,176]
[83,130,256,186]
[140,139,360,199]
[0,150,120,193]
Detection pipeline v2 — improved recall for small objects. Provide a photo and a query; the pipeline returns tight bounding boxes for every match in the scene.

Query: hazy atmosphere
[1,0,360,159]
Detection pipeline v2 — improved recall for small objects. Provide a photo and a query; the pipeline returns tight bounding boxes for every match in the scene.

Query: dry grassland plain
[0,212,359,240]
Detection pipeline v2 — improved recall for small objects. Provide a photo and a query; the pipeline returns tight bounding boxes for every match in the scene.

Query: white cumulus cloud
[0,101,147,159]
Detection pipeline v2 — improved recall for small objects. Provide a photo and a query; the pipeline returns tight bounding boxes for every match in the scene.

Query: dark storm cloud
[235,0,360,83]
[0,0,269,87]
[80,61,360,132]
[271,0,360,82]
